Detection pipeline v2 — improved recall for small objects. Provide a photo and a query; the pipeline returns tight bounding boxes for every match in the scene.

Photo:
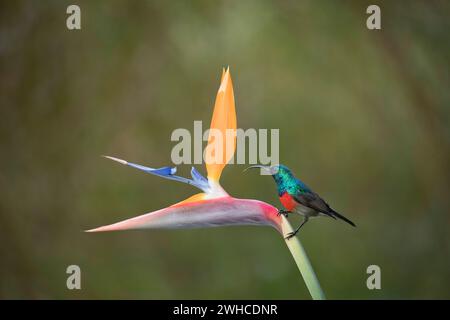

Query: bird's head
[244,164,295,186]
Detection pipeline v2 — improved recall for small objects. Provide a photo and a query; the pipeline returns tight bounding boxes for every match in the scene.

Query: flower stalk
[280,216,326,300]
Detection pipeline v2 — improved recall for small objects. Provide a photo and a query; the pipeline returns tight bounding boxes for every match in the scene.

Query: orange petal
[206,67,237,182]
[170,193,207,207]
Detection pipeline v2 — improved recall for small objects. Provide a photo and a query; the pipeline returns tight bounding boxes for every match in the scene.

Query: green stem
[280,216,326,300]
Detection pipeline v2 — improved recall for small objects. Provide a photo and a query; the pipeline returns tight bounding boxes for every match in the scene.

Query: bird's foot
[285,218,308,240]
[277,209,290,218]
[285,231,298,240]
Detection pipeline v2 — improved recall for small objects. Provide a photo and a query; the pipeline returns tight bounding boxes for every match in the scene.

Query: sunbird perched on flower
[246,164,355,239]
[88,68,327,299]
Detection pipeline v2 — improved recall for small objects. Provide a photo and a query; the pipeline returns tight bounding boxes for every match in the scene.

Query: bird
[245,164,355,239]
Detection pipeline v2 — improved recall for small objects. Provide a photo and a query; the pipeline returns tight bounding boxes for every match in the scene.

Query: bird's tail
[331,210,356,227]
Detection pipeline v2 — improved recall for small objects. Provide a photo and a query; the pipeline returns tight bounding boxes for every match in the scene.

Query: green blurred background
[1,0,449,299]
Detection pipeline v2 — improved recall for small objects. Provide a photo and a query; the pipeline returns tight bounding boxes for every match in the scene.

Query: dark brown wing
[294,192,356,226]
[293,192,335,218]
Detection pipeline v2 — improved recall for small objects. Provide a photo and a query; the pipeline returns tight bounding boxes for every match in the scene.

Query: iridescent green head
[245,164,307,196]
[270,164,295,184]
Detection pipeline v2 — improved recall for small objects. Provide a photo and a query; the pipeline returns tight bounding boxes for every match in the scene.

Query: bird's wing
[294,192,356,226]
[293,192,335,218]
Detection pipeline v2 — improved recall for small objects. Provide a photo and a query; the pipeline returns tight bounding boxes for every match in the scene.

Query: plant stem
[280,216,326,300]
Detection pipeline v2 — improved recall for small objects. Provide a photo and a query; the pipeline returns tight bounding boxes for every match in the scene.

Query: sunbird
[246,164,355,239]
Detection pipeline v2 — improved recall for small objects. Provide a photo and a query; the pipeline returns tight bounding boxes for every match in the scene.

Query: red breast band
[279,192,297,211]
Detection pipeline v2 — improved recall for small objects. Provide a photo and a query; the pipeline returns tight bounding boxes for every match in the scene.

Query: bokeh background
[1,0,449,299]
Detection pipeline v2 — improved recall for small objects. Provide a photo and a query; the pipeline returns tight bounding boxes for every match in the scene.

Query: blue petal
[190,167,210,190]
[151,166,176,176]
[125,161,209,192]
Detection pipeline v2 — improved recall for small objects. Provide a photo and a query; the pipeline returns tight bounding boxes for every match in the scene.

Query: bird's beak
[244,165,273,175]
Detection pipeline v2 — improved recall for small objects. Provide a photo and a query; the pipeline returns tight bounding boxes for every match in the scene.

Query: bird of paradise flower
[87,68,325,300]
